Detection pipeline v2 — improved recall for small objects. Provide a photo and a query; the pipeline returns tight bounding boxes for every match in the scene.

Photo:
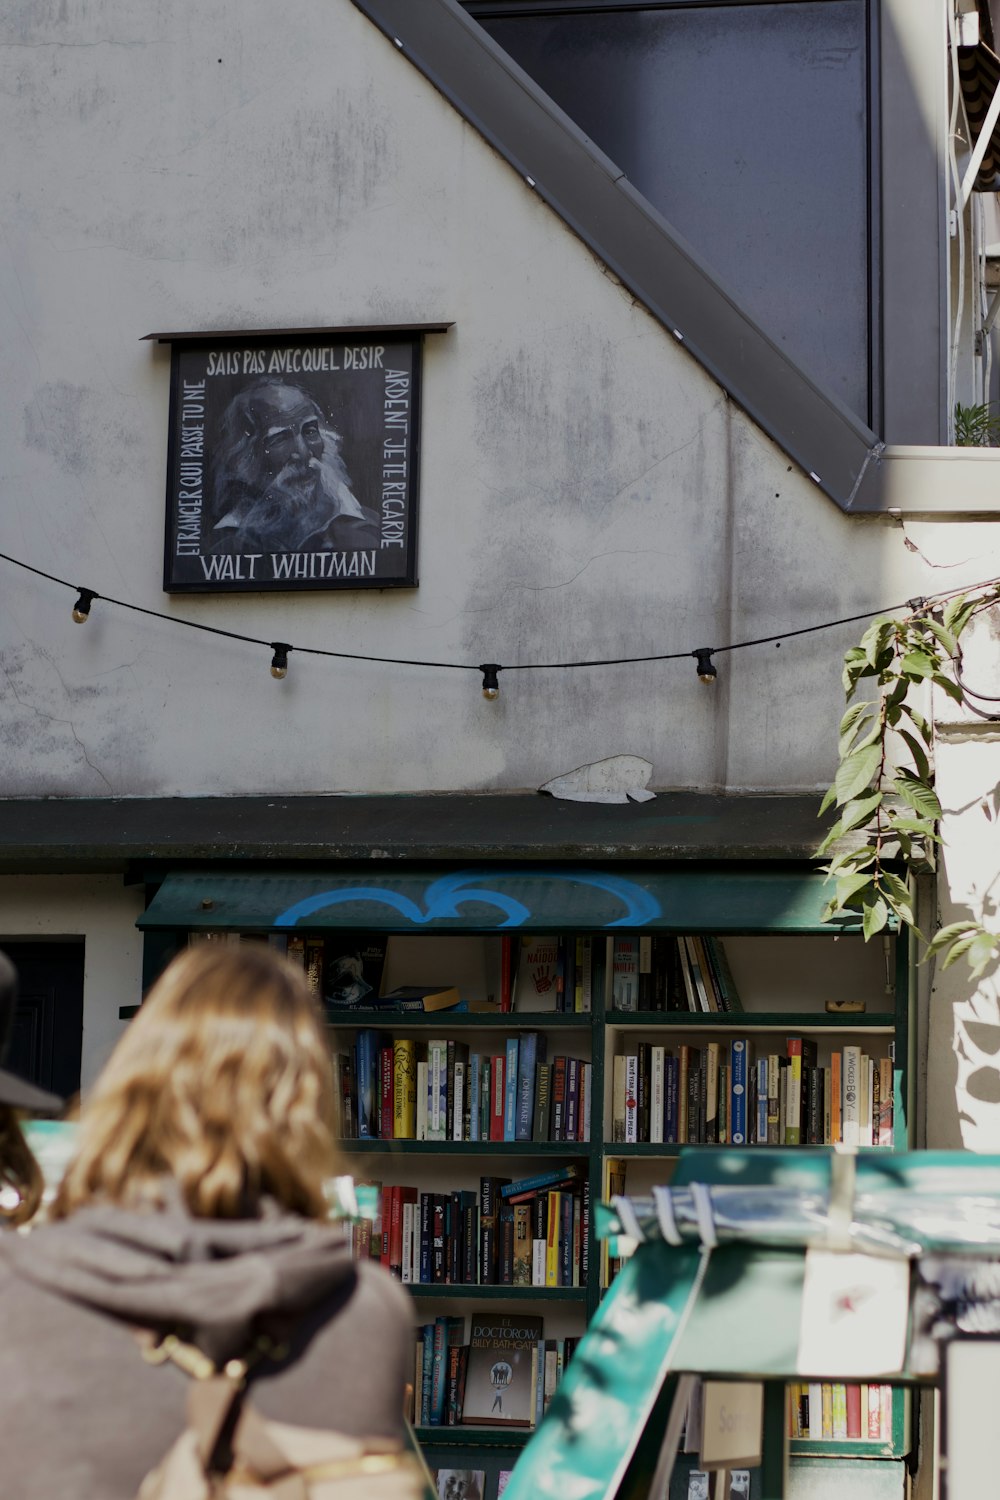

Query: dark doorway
[1,941,85,1101]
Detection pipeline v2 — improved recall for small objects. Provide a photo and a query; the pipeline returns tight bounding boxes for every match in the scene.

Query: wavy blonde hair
[54,944,338,1220]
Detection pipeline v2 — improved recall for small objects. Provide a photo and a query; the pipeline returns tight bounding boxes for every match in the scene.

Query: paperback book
[461,1311,543,1426]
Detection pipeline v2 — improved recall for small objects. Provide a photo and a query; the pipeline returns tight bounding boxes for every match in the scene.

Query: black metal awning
[0,792,833,873]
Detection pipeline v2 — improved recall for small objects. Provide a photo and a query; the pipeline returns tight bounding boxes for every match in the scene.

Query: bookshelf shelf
[606,1141,897,1159]
[328,1011,591,1031]
[415,1426,533,1450]
[408,1285,587,1301]
[149,896,912,1495]
[607,1011,896,1030]
[336,1139,589,1156]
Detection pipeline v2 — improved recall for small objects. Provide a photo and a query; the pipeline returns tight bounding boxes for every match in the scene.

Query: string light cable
[1,548,998,698]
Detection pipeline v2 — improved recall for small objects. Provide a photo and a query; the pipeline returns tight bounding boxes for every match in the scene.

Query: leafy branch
[819,587,1000,976]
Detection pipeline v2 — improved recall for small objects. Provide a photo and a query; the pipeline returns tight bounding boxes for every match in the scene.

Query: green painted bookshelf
[138,863,914,1498]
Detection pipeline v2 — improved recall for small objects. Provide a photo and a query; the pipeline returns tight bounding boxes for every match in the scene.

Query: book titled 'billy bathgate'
[461,1312,543,1427]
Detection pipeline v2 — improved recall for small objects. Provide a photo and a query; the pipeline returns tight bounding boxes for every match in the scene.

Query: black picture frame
[162,332,421,592]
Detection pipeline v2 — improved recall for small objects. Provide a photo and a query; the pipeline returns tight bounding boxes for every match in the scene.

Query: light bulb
[270,643,290,679]
[693,648,717,684]
[480,664,501,700]
[72,589,95,623]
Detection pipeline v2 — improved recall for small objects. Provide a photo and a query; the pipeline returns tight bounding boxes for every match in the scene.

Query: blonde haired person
[0,945,416,1500]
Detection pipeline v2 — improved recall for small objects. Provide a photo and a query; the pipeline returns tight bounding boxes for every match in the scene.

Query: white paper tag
[797,1250,909,1377]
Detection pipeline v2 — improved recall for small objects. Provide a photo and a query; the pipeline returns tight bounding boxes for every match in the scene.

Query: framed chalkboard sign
[162,332,421,592]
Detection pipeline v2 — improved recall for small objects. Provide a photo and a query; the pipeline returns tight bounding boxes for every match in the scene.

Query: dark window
[466,1,877,428]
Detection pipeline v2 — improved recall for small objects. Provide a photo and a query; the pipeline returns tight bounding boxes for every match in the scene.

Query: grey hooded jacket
[0,1202,414,1500]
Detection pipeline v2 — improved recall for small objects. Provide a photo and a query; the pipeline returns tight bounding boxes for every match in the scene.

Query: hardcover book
[461,1311,544,1427]
[322,936,389,1010]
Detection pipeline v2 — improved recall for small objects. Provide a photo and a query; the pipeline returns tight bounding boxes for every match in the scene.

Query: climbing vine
[819,586,1000,977]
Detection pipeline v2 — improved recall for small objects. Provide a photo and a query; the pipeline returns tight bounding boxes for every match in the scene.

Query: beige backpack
[135,1332,432,1500]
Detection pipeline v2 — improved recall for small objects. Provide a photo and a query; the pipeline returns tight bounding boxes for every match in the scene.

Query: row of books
[610,934,743,1014]
[215,930,597,1014]
[610,1038,893,1147]
[334,1031,591,1143]
[787,1382,895,1443]
[412,1311,579,1429]
[349,1166,588,1287]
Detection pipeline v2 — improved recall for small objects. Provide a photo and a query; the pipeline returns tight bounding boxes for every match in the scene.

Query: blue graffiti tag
[274,869,661,930]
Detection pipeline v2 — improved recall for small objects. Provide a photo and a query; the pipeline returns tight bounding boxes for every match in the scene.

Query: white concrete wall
[1,0,999,1156]
[0,876,144,1089]
[0,0,977,802]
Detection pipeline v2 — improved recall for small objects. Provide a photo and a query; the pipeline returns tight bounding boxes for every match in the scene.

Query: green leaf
[893,771,942,820]
[883,814,941,841]
[816,817,847,858]
[897,704,933,744]
[924,920,980,957]
[839,791,883,835]
[821,846,877,879]
[842,647,875,696]
[835,871,875,908]
[818,783,838,817]
[967,931,1000,978]
[942,595,979,637]
[838,702,875,757]
[900,650,936,680]
[897,728,931,782]
[861,896,889,939]
[923,618,959,659]
[941,931,981,969]
[879,871,916,930]
[834,742,881,805]
[861,618,895,669]
[884,677,909,710]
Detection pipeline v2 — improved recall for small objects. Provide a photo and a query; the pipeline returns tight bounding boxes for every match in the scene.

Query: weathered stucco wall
[0,0,983,800]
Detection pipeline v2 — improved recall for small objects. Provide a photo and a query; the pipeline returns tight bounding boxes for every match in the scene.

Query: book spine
[452,1059,465,1143]
[650,1045,665,1144]
[503,1036,520,1142]
[565,1056,579,1142]
[513,1201,532,1286]
[756,1056,769,1145]
[426,1039,448,1142]
[730,1038,750,1145]
[479,1176,496,1286]
[419,1192,432,1283]
[611,1054,627,1143]
[420,1325,434,1425]
[637,935,653,1010]
[532,1194,547,1287]
[580,1062,592,1143]
[515,1032,539,1142]
[842,1045,862,1147]
[551,1055,567,1142]
[401,1200,414,1284]
[355,1030,378,1139]
[677,1044,690,1143]
[785,1038,804,1146]
[664,1054,678,1143]
[704,1041,720,1144]
[498,1202,515,1285]
[431,1196,446,1284]
[392,1038,416,1140]
[624,1053,638,1144]
[878,1054,893,1145]
[490,1053,505,1142]
[429,1318,447,1426]
[560,1191,574,1287]
[379,1043,394,1139]
[532,1061,551,1142]
[612,937,638,1011]
[545,1191,561,1287]
[576,936,593,1012]
[468,1053,481,1143]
